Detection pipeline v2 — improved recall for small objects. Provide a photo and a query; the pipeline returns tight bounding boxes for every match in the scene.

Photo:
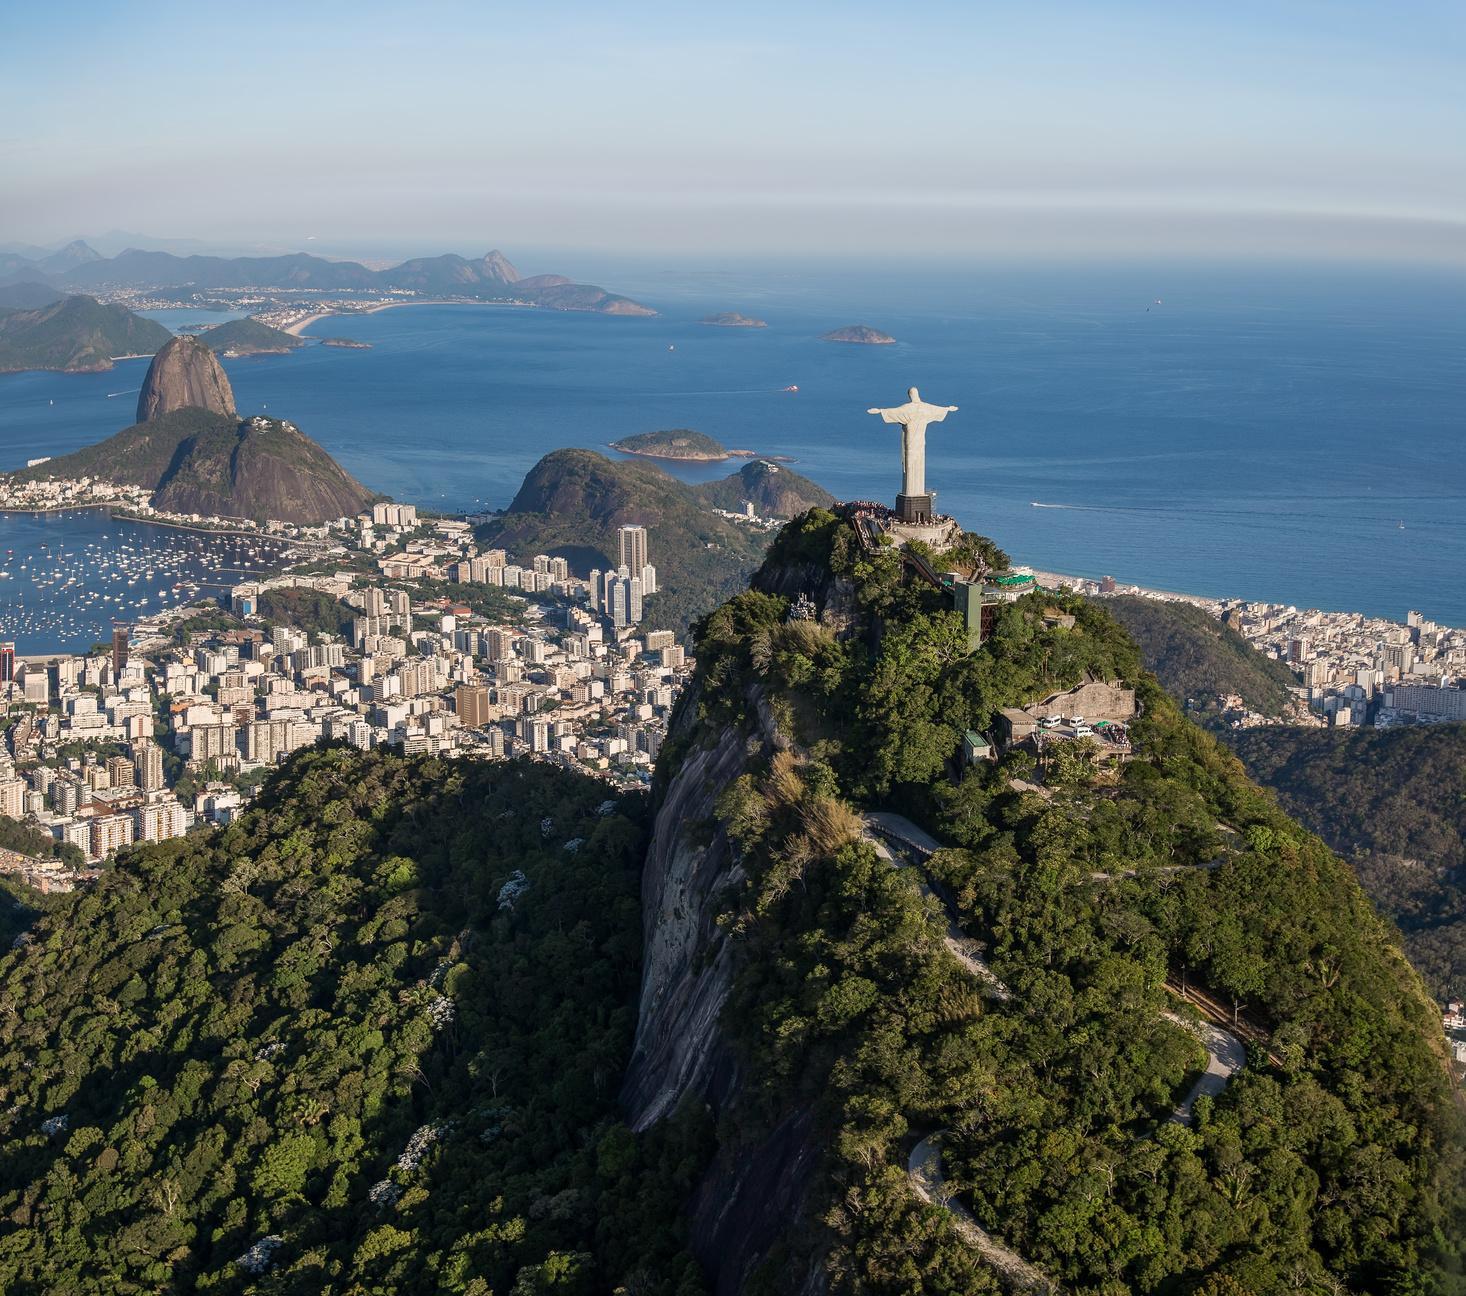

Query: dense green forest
[0,750,705,1294]
[678,508,1464,1293]
[1232,722,1466,1003]
[0,814,86,869]
[0,875,61,952]
[1103,595,1299,721]
[254,588,353,639]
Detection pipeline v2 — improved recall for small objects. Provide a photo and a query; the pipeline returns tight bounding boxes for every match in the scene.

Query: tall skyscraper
[618,525,648,574]
[112,624,130,676]
[0,642,13,683]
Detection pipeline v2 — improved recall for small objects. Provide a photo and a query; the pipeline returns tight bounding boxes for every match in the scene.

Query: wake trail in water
[636,388,794,397]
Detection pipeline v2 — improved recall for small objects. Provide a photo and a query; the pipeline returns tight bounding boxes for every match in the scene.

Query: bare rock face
[622,685,828,1295]
[136,335,236,423]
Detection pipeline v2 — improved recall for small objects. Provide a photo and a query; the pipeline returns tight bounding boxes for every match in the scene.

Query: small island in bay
[700,311,767,328]
[320,337,372,349]
[610,428,733,461]
[821,324,896,345]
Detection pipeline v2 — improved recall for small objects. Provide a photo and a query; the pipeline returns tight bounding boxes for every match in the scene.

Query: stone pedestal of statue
[896,492,935,523]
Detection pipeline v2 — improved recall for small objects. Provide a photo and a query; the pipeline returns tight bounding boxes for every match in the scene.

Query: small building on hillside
[997,677,1138,751]
[961,731,993,765]
[950,572,1040,648]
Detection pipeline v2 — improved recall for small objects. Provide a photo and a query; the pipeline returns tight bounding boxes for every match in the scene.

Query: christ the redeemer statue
[867,386,958,522]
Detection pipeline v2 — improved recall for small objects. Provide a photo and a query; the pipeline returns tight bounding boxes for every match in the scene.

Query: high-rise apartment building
[133,740,166,792]
[136,799,188,843]
[455,684,493,728]
[90,813,135,861]
[618,525,648,574]
[107,755,136,788]
[112,624,130,676]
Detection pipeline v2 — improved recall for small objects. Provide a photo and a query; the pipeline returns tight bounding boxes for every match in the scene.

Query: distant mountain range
[0,242,655,315]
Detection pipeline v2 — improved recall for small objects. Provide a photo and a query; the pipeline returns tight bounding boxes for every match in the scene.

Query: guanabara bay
[0,504,1459,1294]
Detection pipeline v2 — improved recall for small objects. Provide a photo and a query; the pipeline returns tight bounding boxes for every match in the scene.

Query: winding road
[861,811,1246,1293]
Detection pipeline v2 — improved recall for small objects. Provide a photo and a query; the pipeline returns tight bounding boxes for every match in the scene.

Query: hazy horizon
[4,1,1463,268]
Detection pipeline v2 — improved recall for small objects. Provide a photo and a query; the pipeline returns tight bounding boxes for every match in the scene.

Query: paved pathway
[862,809,1247,1293]
[908,1134,1054,1294]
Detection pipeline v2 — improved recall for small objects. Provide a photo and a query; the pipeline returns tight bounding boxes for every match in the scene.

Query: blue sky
[2,0,1462,263]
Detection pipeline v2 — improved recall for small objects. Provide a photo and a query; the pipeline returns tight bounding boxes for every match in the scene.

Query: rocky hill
[153,415,375,523]
[478,449,772,634]
[693,459,835,517]
[0,510,1459,1293]
[0,295,171,373]
[17,400,374,525]
[623,507,1463,1291]
[135,334,235,422]
[197,316,303,356]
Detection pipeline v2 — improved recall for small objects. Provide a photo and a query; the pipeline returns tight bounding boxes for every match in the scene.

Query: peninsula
[700,311,767,328]
[0,295,171,373]
[822,324,896,345]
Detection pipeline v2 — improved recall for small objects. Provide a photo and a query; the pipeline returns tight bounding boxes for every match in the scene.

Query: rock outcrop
[15,405,374,526]
[622,688,827,1295]
[694,460,837,519]
[150,415,375,524]
[136,335,236,422]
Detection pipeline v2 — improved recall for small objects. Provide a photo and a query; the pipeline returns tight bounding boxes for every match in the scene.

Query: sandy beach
[282,298,518,336]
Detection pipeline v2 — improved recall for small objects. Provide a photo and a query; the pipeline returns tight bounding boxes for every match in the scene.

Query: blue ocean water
[1,261,1463,626]
[0,510,285,655]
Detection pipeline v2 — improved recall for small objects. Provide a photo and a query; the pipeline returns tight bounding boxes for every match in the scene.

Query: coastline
[283,297,525,337]
[0,501,313,549]
[0,502,112,517]
[115,512,324,548]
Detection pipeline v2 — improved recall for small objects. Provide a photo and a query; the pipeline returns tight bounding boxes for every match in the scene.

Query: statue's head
[908,386,920,401]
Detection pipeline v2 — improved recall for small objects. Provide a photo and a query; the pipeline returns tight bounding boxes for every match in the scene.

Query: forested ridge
[0,508,1462,1295]
[0,750,706,1294]
[1103,596,1300,721]
[1232,722,1466,1004]
[671,508,1465,1293]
